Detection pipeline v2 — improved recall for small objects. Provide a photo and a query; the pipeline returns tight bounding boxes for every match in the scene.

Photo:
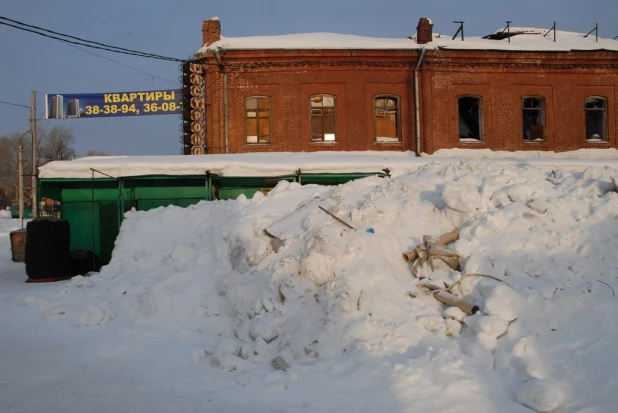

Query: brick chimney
[416,17,433,44]
[202,17,221,46]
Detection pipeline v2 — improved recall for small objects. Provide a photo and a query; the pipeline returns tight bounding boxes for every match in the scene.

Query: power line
[0,15,180,61]
[0,18,184,62]
[64,43,180,86]
[0,100,30,109]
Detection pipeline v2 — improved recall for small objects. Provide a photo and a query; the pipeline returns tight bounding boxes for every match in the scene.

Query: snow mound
[21,159,618,411]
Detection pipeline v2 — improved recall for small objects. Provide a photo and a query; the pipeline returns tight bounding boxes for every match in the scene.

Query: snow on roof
[197,26,618,53]
[434,26,618,52]
[39,150,618,180]
[198,33,419,52]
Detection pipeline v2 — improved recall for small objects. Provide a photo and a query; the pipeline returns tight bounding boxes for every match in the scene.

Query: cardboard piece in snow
[264,196,326,241]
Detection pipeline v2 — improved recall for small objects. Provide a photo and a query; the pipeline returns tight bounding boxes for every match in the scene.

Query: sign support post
[30,90,37,218]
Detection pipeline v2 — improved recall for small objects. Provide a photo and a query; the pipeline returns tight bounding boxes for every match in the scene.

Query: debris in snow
[304,340,320,358]
[527,199,549,214]
[596,280,616,296]
[405,232,462,278]
[264,196,325,241]
[271,356,289,371]
[318,205,355,230]
[415,273,505,315]
[402,230,459,263]
[433,290,479,315]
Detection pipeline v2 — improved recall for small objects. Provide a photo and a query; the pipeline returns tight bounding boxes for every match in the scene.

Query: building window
[245,97,271,144]
[522,97,545,142]
[310,94,336,142]
[585,97,608,141]
[458,96,482,141]
[374,95,401,143]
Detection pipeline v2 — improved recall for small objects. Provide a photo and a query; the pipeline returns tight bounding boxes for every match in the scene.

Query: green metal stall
[38,170,388,265]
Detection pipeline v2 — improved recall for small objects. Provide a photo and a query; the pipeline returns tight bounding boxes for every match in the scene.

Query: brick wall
[197,48,617,154]
[422,50,618,153]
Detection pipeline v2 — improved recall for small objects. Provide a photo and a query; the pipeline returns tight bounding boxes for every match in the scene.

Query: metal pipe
[213,47,229,154]
[17,130,28,226]
[18,145,23,228]
[223,72,229,153]
[91,168,95,264]
[30,90,37,218]
[414,47,427,155]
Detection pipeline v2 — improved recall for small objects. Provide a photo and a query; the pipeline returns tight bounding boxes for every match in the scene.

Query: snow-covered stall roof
[198,27,618,53]
[39,150,618,180]
[39,152,417,179]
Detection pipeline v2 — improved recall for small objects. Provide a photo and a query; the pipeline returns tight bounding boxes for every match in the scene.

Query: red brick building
[192,18,618,155]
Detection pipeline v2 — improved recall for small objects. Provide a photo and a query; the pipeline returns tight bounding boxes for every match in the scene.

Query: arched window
[310,94,337,142]
[585,97,608,141]
[522,97,545,141]
[374,95,401,142]
[458,96,482,141]
[245,96,271,144]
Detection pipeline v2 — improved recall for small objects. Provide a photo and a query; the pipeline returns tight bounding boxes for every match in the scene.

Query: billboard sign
[44,89,181,119]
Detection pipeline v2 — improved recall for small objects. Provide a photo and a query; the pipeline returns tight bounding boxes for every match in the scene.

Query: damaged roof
[197,26,618,53]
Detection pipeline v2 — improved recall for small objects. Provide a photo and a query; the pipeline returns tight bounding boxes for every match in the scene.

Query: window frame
[521,96,546,143]
[244,96,272,145]
[457,95,483,142]
[373,94,401,143]
[309,94,337,143]
[584,96,608,142]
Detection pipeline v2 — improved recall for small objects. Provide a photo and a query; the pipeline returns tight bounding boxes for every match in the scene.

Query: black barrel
[25,218,71,281]
[70,249,101,276]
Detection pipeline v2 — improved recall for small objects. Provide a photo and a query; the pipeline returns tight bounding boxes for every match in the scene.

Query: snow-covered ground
[2,158,618,412]
[0,209,12,219]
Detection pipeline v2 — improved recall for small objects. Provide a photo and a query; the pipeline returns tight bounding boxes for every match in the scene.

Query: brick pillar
[416,18,433,44]
[202,18,221,46]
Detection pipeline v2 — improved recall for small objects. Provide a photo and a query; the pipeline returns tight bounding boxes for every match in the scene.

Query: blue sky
[1,0,615,156]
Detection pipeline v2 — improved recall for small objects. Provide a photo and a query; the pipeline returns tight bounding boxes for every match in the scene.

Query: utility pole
[18,145,24,228]
[30,90,37,218]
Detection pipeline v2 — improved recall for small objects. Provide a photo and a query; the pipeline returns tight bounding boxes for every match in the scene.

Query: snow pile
[0,209,11,219]
[427,148,618,159]
[20,159,618,412]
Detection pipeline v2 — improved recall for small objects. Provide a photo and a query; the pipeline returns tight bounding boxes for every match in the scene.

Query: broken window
[310,94,336,142]
[245,97,271,144]
[458,96,482,141]
[522,97,545,141]
[585,97,608,141]
[374,95,401,142]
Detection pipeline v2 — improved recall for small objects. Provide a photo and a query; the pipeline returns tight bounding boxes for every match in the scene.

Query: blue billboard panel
[45,89,182,119]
